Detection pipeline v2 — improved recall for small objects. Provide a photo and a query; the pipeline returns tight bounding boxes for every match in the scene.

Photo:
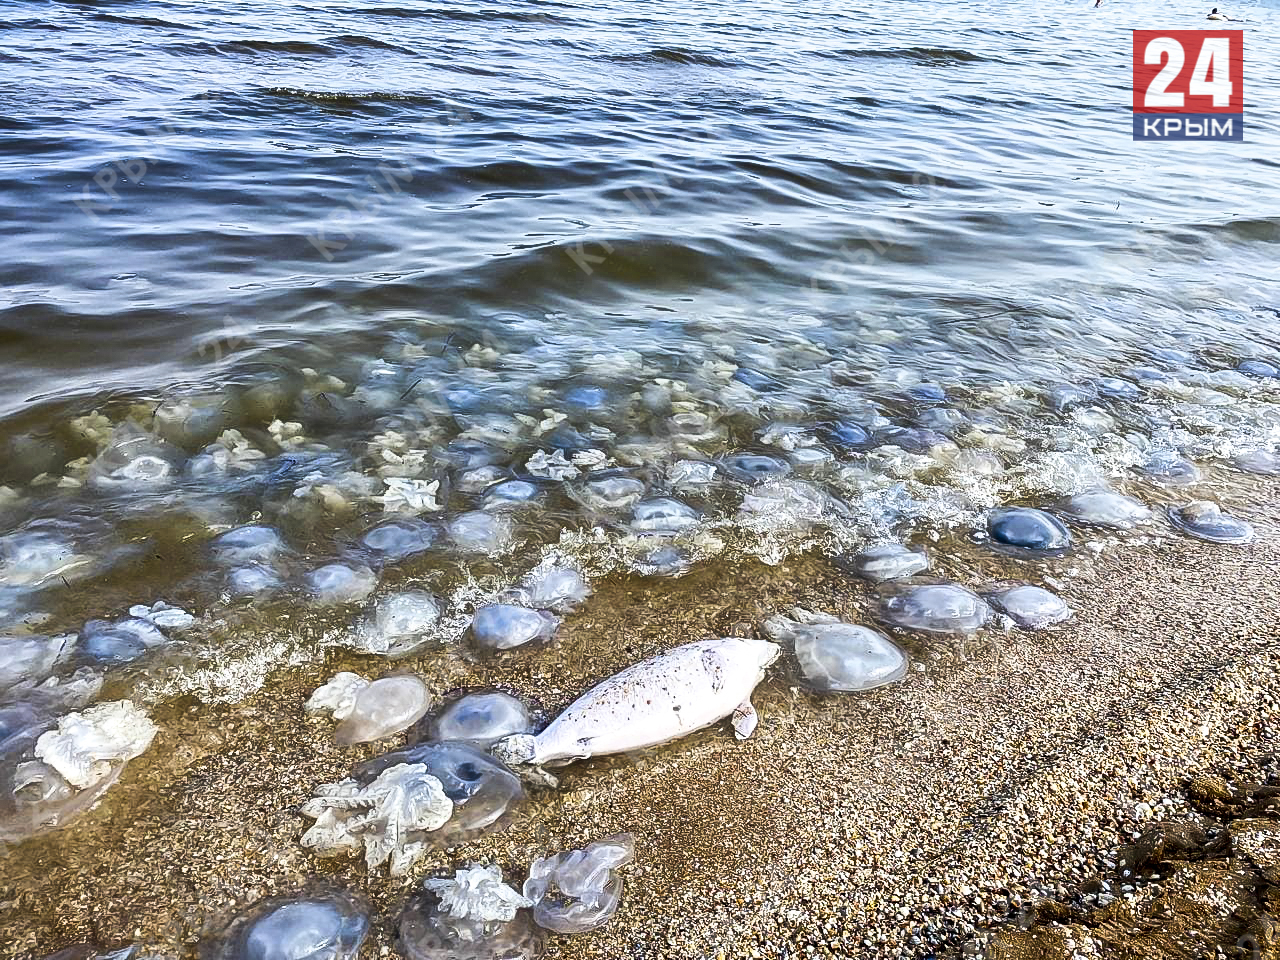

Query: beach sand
[2,478,1278,960]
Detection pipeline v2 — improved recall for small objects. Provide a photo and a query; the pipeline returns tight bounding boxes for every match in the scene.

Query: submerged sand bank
[2,479,1279,960]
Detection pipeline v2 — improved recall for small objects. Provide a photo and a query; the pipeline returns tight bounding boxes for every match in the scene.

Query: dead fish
[491,637,779,774]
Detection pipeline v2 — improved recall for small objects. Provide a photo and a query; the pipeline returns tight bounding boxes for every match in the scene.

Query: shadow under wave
[359,5,576,25]
[162,35,420,59]
[199,86,454,119]
[816,45,996,66]
[88,13,192,28]
[600,47,740,68]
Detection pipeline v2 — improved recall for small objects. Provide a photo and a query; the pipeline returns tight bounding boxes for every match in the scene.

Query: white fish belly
[537,639,762,761]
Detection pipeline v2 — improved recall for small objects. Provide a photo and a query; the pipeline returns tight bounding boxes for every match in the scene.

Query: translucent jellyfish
[906,383,947,405]
[357,742,523,843]
[1043,383,1094,413]
[739,479,849,528]
[524,833,635,934]
[306,672,432,745]
[448,511,515,556]
[399,867,544,960]
[505,562,590,614]
[483,480,543,511]
[1239,359,1280,378]
[201,890,369,960]
[0,756,117,843]
[875,426,947,453]
[301,761,454,876]
[1056,490,1152,530]
[878,584,992,634]
[87,426,184,492]
[0,523,95,588]
[153,394,231,449]
[525,450,578,481]
[430,693,532,747]
[128,600,197,630]
[303,744,522,874]
[378,478,443,515]
[1166,501,1254,545]
[0,700,157,843]
[1125,365,1171,384]
[732,367,783,392]
[428,864,532,920]
[261,452,346,494]
[667,460,718,489]
[1232,449,1280,476]
[629,498,699,534]
[446,439,505,471]
[573,473,645,511]
[227,564,282,597]
[668,412,726,446]
[986,584,1072,629]
[917,406,967,434]
[986,507,1071,554]
[470,605,560,651]
[0,633,74,693]
[212,525,287,564]
[717,453,790,485]
[81,617,168,664]
[34,700,156,788]
[824,420,872,451]
[786,445,833,470]
[634,545,691,578]
[1094,376,1141,400]
[359,518,436,561]
[455,465,508,494]
[838,543,928,582]
[0,670,102,756]
[1148,346,1198,367]
[352,591,441,656]
[0,702,42,753]
[305,563,377,606]
[1141,450,1200,486]
[763,610,908,693]
[564,384,609,414]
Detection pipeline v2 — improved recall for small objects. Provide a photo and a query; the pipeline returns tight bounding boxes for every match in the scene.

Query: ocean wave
[360,5,576,25]
[601,47,739,68]
[817,46,994,66]
[90,13,190,28]
[163,35,419,58]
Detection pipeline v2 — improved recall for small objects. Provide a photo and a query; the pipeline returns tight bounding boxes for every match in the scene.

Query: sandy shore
[2,477,1279,960]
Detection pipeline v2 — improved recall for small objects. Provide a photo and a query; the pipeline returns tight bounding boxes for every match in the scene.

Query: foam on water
[9,346,1279,717]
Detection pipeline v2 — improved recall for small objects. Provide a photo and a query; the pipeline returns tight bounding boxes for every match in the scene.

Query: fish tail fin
[491,733,537,767]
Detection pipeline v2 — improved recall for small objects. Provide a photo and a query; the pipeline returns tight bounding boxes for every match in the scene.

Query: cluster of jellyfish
[3,333,1278,958]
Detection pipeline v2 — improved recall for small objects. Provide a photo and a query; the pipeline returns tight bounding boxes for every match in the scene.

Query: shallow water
[1,0,1280,846]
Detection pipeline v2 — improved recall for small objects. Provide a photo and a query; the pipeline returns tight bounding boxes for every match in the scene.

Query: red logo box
[1132,30,1243,113]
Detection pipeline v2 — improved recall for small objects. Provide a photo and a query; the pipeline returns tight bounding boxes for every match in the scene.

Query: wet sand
[2,479,1279,960]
